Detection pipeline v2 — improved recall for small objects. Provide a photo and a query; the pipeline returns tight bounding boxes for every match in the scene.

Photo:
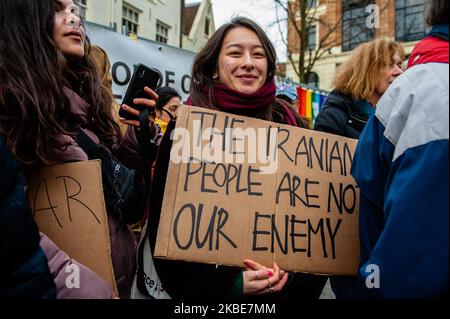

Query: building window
[77,0,87,20]
[308,25,317,50]
[342,0,375,52]
[306,72,319,88]
[395,0,426,42]
[156,20,170,44]
[307,0,317,8]
[205,18,210,36]
[122,3,139,36]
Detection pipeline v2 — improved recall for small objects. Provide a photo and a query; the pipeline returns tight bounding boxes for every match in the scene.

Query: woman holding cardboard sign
[132,17,328,300]
[0,0,155,299]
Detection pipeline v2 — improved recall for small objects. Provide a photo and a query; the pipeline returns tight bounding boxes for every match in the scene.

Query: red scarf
[186,81,298,126]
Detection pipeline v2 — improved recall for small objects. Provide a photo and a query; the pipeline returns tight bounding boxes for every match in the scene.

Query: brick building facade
[286,0,426,90]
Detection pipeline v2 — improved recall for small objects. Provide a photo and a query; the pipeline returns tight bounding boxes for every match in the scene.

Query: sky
[185,0,288,62]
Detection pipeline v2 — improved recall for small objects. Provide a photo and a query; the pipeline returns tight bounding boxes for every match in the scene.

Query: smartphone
[119,63,161,120]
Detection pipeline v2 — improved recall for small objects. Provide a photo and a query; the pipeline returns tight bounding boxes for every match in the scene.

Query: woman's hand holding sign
[243,259,289,295]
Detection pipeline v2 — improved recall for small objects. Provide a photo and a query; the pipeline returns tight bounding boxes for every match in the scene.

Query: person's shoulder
[321,91,354,112]
[404,63,448,89]
[376,63,449,161]
[384,63,448,100]
[377,63,448,123]
[315,95,349,125]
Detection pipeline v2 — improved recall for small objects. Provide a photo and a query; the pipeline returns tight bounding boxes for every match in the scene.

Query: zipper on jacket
[348,114,368,125]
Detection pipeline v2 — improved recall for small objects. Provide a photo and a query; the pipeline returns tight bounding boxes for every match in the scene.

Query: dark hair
[276,94,293,104]
[155,86,181,110]
[0,0,120,165]
[425,0,449,26]
[190,17,277,117]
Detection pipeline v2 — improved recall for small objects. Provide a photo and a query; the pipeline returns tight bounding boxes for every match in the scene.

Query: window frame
[341,0,375,52]
[308,24,317,50]
[122,3,140,36]
[306,72,320,88]
[205,17,211,36]
[156,20,170,44]
[395,0,426,42]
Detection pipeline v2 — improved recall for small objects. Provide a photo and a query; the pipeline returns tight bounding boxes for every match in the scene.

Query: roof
[182,2,201,36]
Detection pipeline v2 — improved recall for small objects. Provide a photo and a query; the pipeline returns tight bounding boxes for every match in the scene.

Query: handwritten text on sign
[26,160,117,294]
[155,106,360,275]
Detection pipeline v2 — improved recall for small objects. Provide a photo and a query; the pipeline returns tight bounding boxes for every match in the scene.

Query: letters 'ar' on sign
[26,160,118,296]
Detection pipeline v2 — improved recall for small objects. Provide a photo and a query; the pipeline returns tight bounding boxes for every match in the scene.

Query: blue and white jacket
[351,34,449,298]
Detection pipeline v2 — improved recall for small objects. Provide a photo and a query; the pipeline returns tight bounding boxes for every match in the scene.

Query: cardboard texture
[155,106,360,275]
[26,160,118,296]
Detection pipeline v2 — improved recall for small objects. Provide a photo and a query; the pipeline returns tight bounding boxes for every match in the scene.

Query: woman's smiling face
[216,27,268,94]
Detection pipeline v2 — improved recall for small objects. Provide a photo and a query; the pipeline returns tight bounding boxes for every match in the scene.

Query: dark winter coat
[313,90,373,299]
[313,91,372,139]
[0,136,55,298]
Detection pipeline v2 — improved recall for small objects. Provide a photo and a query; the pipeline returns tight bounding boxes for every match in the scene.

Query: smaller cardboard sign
[26,160,118,296]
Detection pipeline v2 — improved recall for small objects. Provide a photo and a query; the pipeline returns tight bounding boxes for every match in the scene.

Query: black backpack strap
[75,128,97,152]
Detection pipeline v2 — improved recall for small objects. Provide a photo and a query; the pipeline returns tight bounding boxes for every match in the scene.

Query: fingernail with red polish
[268,271,273,277]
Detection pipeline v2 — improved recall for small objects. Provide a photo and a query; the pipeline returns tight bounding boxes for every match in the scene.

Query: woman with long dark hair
[0,0,147,298]
[133,17,327,300]
[188,17,307,126]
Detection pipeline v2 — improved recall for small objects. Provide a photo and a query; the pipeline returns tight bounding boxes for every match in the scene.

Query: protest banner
[154,106,360,275]
[26,160,118,295]
[86,22,195,101]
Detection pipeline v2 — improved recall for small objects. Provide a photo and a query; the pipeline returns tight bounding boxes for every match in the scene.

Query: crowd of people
[0,0,448,299]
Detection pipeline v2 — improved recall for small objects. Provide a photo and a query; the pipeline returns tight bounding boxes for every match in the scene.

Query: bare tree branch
[273,0,389,84]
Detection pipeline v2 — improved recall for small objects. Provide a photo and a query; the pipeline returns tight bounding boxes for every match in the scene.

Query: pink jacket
[30,88,147,299]
[40,234,114,299]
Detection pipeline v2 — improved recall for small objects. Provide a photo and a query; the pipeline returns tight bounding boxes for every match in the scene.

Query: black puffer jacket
[0,136,56,298]
[313,90,371,139]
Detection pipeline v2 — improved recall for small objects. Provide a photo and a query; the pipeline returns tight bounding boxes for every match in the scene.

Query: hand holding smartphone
[119,64,161,121]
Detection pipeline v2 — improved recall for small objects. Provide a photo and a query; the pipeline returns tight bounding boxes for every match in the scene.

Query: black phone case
[119,64,160,120]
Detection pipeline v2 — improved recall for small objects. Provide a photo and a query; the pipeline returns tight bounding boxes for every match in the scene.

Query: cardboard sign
[26,160,118,295]
[154,106,360,275]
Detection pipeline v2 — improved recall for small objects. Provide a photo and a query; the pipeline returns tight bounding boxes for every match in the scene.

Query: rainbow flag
[297,87,308,117]
[312,91,321,120]
[320,94,327,112]
[306,89,313,119]
[295,85,330,124]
